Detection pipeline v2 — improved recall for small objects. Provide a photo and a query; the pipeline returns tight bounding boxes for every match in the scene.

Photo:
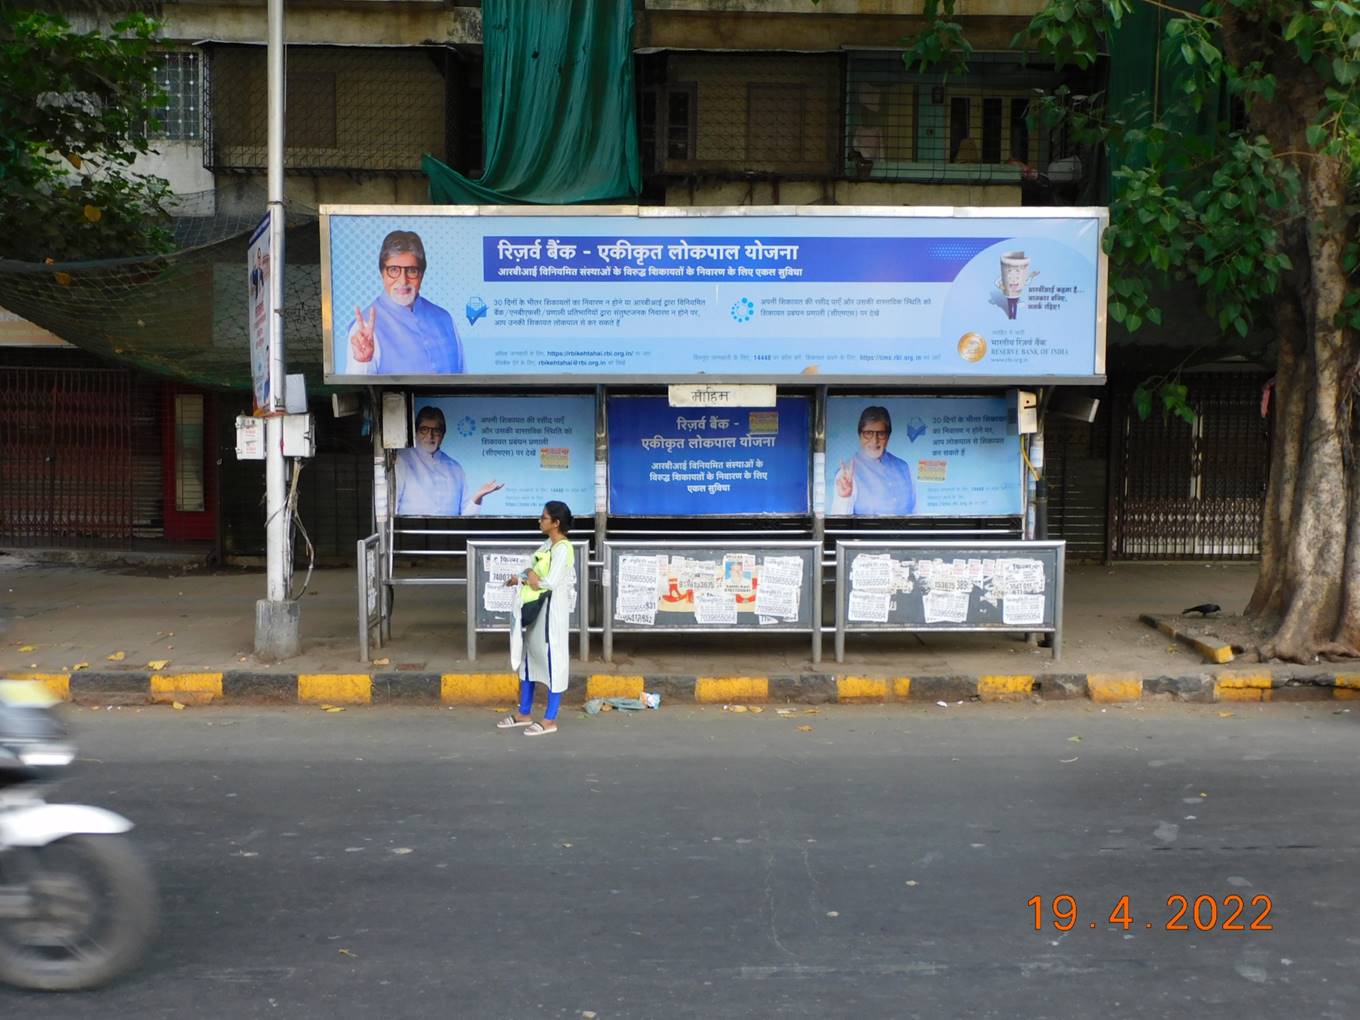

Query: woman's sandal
[496,715,533,729]
[523,722,557,737]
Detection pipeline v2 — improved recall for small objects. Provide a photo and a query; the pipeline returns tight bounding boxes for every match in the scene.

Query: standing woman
[497,501,575,736]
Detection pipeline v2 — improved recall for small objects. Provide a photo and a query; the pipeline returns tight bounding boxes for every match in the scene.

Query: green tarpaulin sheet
[1105,1,1227,201]
[425,0,640,205]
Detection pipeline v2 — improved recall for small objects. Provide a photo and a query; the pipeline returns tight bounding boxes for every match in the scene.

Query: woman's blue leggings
[519,679,562,721]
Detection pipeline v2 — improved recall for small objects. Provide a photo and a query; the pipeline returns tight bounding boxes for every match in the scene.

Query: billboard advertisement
[322,206,1106,384]
[825,395,1022,518]
[396,395,594,518]
[607,396,810,516]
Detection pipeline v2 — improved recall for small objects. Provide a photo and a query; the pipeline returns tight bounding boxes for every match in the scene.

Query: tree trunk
[1254,155,1356,662]
[1244,287,1304,620]
[1220,6,1358,662]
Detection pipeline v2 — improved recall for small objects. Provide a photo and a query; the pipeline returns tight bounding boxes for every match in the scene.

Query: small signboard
[668,384,777,407]
[235,416,265,460]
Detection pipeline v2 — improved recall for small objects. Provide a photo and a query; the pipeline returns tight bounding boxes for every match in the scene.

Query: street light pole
[254,0,300,659]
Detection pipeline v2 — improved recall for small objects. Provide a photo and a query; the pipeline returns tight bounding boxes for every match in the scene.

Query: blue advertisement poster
[825,396,1022,518]
[323,208,1105,382]
[608,396,810,516]
[397,395,594,518]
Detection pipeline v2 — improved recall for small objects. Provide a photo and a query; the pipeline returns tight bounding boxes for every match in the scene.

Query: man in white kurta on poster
[347,230,464,375]
[394,406,503,516]
[831,405,917,516]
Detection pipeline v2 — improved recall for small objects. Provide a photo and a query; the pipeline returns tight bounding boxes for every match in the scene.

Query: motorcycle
[0,679,157,991]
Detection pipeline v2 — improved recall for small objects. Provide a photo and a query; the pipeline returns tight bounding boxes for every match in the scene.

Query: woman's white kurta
[509,539,574,694]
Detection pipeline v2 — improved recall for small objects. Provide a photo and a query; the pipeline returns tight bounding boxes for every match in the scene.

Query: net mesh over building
[0,187,324,391]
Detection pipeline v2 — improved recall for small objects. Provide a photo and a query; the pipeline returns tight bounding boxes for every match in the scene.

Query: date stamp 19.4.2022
[1029,894,1273,932]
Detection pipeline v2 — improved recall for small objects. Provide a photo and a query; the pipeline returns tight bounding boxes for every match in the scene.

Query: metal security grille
[0,366,134,547]
[1110,371,1269,560]
[203,45,451,174]
[637,50,1092,191]
[844,53,1071,185]
[1044,408,1109,562]
[149,51,201,141]
[638,52,842,178]
[218,399,373,562]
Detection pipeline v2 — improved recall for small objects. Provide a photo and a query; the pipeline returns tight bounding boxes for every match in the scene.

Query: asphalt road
[1,701,1357,1019]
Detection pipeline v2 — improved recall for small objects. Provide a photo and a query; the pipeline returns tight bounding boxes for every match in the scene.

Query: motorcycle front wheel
[0,834,157,991]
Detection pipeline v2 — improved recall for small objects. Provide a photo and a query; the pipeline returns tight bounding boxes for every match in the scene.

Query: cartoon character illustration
[996,251,1039,320]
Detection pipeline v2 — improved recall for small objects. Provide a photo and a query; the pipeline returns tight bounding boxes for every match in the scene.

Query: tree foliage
[896,1,1360,660]
[0,4,173,262]
[898,0,1360,426]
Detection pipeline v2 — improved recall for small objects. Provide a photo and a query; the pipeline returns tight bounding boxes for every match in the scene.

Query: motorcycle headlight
[17,744,75,768]
[0,680,59,708]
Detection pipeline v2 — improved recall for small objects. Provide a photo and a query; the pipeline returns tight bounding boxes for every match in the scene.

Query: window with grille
[644,52,838,176]
[950,92,1034,165]
[174,394,205,513]
[203,45,446,173]
[844,54,1077,184]
[149,51,201,140]
[1009,98,1030,162]
[639,81,696,172]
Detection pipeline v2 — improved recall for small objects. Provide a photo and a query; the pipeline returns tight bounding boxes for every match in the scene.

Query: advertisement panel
[322,206,1106,384]
[607,396,810,516]
[397,395,594,518]
[825,395,1022,518]
[247,215,272,412]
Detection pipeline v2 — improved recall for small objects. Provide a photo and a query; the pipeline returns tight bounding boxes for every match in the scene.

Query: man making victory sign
[347,230,464,375]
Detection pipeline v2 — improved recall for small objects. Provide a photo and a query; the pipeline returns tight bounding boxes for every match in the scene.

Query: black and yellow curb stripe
[3,669,1357,706]
[1086,673,1143,703]
[1214,672,1272,703]
[1139,613,1235,664]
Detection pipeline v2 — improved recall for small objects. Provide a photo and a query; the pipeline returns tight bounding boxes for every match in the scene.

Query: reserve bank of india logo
[957,332,987,362]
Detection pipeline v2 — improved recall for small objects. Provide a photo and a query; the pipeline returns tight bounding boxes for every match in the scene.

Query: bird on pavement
[1182,603,1221,616]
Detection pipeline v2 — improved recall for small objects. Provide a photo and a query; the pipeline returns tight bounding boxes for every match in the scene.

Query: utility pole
[254,0,300,660]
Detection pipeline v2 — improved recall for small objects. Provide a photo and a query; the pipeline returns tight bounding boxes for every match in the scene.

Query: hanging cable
[1021,435,1041,481]
[286,457,315,600]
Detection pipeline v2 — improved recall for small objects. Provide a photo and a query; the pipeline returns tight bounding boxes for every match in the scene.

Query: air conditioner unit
[1046,155,1083,183]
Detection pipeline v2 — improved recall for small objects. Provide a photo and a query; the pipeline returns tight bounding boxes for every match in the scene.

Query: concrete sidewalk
[1,552,1356,705]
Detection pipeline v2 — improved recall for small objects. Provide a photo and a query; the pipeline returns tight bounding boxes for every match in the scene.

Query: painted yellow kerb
[837,676,888,702]
[440,673,520,704]
[150,672,223,705]
[892,677,912,700]
[587,675,645,700]
[1334,674,1360,698]
[298,674,372,705]
[1215,673,1272,702]
[695,676,768,703]
[978,675,1033,701]
[1086,673,1142,703]
[1199,642,1236,665]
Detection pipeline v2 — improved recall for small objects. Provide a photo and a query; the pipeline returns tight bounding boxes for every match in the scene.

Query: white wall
[134,140,216,201]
